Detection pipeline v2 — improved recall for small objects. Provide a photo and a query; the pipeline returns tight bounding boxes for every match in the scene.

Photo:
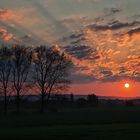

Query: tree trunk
[4,89,7,115]
[41,92,45,113]
[46,84,54,109]
[46,91,51,107]
[16,90,20,113]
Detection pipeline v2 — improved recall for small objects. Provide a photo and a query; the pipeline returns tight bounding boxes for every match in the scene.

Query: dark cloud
[88,20,140,31]
[69,31,86,45]
[101,75,140,83]
[127,27,140,36]
[70,39,82,44]
[69,73,97,84]
[69,72,140,84]
[100,70,113,77]
[69,33,83,39]
[118,67,126,74]
[69,68,140,83]
[64,45,92,59]
[64,45,99,60]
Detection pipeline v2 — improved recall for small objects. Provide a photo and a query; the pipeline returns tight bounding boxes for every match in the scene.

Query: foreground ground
[1,106,140,139]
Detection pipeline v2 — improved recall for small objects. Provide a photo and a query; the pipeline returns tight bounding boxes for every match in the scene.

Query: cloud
[0,29,13,41]
[0,9,15,21]
[69,32,83,39]
[101,75,140,83]
[100,70,113,77]
[104,7,121,16]
[61,16,87,24]
[127,27,140,36]
[88,20,140,31]
[69,73,97,84]
[64,44,100,60]
[63,15,140,83]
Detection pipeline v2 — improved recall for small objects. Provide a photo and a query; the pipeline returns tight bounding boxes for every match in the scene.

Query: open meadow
[0,106,140,139]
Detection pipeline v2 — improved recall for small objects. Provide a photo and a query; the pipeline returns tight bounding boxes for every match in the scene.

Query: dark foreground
[1,107,140,140]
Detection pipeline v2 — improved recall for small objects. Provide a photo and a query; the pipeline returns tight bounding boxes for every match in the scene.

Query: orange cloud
[65,24,140,82]
[0,9,15,21]
[0,28,13,41]
[3,33,13,41]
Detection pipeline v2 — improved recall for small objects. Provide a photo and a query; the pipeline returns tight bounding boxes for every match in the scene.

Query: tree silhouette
[11,45,32,113]
[87,94,99,107]
[33,46,71,113]
[0,46,12,114]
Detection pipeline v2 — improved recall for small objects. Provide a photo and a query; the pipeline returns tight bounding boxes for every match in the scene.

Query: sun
[124,83,130,88]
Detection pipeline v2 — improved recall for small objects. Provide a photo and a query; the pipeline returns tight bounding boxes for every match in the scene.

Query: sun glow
[124,83,130,88]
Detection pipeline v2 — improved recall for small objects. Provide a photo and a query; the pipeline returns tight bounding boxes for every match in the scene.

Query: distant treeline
[0,93,136,113]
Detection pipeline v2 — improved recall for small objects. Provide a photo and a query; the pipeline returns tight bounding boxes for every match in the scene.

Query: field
[0,106,140,139]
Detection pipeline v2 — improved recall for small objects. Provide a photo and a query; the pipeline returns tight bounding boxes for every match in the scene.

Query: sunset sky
[0,0,140,97]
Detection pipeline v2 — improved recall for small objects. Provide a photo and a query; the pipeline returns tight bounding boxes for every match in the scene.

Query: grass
[0,106,140,139]
[1,124,140,140]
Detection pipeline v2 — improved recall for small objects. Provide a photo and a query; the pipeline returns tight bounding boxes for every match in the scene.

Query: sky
[0,0,140,97]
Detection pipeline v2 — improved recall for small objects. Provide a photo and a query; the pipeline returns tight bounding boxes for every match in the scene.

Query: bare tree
[33,46,71,112]
[0,46,12,114]
[11,45,32,113]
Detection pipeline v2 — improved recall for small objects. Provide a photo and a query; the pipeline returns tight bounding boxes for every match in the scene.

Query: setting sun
[124,83,130,88]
